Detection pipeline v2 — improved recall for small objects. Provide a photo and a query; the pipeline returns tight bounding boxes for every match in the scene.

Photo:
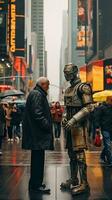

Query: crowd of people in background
[0,102,24,155]
[50,98,112,167]
[0,95,112,168]
[0,99,64,156]
[87,96,112,166]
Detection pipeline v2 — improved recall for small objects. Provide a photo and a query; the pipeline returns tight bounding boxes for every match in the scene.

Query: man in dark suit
[22,77,54,194]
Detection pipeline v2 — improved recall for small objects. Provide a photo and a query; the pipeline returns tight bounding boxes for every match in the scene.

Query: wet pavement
[0,134,112,200]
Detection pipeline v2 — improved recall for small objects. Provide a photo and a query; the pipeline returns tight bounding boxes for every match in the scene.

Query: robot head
[64,63,78,81]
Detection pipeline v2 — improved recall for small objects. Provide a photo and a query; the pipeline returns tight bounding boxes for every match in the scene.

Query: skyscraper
[31,0,44,76]
[59,10,68,101]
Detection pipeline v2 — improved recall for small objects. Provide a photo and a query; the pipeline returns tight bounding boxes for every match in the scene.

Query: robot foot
[60,178,79,191]
[71,183,90,196]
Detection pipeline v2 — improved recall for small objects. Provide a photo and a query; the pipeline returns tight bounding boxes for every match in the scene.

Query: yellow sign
[93,65,104,92]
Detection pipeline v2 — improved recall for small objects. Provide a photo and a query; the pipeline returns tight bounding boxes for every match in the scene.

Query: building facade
[68,0,85,67]
[31,0,44,76]
[85,0,112,63]
[59,10,68,101]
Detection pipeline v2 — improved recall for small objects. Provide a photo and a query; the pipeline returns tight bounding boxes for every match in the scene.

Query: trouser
[0,136,3,149]
[54,122,61,138]
[3,125,7,138]
[68,148,87,184]
[101,131,112,163]
[7,126,13,139]
[29,150,45,189]
[13,124,21,138]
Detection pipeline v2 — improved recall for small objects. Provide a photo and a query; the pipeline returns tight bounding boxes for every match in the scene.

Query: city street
[0,0,112,199]
[0,134,112,200]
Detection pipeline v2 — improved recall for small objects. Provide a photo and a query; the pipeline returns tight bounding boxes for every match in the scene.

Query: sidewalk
[0,136,111,200]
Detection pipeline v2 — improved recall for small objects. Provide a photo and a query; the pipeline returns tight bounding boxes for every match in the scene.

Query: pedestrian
[5,103,13,142]
[0,103,6,155]
[53,101,63,139]
[22,77,54,194]
[50,102,56,135]
[94,96,112,166]
[11,104,21,141]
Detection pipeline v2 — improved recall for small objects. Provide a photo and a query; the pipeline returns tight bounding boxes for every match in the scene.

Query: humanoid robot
[60,63,93,196]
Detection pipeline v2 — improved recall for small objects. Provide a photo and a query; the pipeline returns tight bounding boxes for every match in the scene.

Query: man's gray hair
[36,77,49,86]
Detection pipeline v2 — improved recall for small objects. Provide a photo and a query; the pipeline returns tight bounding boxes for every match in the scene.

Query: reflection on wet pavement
[0,134,112,200]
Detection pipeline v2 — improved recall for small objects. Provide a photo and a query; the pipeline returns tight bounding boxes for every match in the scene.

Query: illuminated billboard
[86,0,97,61]
[86,0,94,57]
[8,0,25,57]
[104,59,112,90]
[77,0,86,50]
[77,0,96,60]
[87,60,104,92]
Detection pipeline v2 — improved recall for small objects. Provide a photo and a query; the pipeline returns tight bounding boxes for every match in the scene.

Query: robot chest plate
[64,87,82,107]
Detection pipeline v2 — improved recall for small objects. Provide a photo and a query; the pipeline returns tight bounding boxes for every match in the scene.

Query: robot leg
[60,149,79,190]
[71,150,90,196]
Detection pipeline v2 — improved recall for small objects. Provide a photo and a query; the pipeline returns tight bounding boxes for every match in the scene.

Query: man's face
[41,80,50,92]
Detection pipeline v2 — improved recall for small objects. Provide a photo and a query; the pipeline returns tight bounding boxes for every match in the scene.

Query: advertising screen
[86,0,97,61]
[9,0,25,57]
[0,13,6,44]
[87,60,104,92]
[104,59,112,90]
[77,0,86,50]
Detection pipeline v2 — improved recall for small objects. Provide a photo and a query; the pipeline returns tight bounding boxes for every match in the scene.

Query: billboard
[86,0,94,57]
[8,0,25,57]
[77,0,86,49]
[86,0,97,61]
[92,63,104,92]
[14,57,26,80]
[87,60,104,92]
[104,59,112,90]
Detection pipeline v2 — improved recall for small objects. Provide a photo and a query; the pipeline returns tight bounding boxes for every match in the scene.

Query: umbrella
[0,89,24,99]
[93,90,112,102]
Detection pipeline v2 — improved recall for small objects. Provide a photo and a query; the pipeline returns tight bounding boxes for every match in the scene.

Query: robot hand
[62,117,68,128]
[64,117,77,130]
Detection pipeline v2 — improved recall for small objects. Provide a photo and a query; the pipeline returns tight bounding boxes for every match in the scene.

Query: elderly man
[22,77,54,194]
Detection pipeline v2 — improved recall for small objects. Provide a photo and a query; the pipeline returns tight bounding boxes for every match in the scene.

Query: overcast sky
[44,0,68,101]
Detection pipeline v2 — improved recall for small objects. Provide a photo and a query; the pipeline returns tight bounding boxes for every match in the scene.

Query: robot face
[64,64,78,81]
[64,71,74,81]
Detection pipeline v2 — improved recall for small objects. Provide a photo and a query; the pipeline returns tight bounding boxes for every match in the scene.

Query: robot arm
[64,83,94,129]
[64,104,94,129]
